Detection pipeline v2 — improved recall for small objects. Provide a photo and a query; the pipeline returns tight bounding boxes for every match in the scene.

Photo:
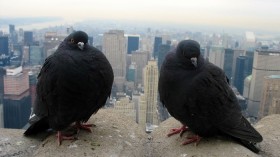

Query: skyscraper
[127,35,139,54]
[29,45,44,65]
[245,50,254,75]
[0,36,9,55]
[234,56,249,94]
[208,46,225,69]
[9,24,17,44]
[223,48,234,81]
[131,50,149,86]
[3,91,31,128]
[259,75,280,118]
[24,31,33,46]
[43,32,65,58]
[140,36,153,55]
[3,66,31,128]
[143,60,159,132]
[103,30,127,92]
[127,62,136,82]
[157,42,171,70]
[9,24,15,34]
[247,49,280,118]
[231,49,246,83]
[153,36,162,59]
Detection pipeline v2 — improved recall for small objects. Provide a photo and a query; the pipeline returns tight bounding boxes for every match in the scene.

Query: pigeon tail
[24,117,49,136]
[220,116,263,143]
[236,138,261,153]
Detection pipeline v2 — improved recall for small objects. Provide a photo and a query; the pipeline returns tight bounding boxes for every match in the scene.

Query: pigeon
[24,31,114,145]
[158,40,263,153]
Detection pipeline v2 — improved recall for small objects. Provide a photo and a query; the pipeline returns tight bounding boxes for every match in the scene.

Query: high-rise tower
[247,49,280,118]
[127,35,139,54]
[259,75,280,118]
[143,60,159,132]
[103,30,127,92]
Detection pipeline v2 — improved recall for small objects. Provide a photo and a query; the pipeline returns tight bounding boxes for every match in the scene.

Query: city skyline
[1,21,280,129]
[1,0,280,33]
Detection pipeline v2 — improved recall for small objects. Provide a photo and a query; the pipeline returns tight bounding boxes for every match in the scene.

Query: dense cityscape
[0,20,280,133]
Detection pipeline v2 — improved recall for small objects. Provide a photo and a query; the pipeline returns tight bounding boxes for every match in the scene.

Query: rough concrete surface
[31,109,147,157]
[256,114,280,157]
[0,129,42,157]
[151,115,280,157]
[0,109,279,157]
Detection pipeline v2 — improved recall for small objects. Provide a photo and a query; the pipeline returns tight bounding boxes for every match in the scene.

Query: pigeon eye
[70,38,74,43]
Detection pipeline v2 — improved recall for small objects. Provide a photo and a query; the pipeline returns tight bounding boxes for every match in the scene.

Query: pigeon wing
[192,62,262,143]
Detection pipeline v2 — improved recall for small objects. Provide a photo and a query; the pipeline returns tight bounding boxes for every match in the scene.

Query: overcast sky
[1,0,280,32]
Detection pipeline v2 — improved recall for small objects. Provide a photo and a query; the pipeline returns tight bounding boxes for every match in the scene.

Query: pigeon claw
[74,122,94,133]
[182,135,201,146]
[167,125,189,137]
[56,131,76,146]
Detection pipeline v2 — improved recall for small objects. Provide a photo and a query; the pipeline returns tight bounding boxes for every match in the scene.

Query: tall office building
[153,36,162,59]
[0,36,9,55]
[9,24,17,44]
[131,50,149,86]
[29,45,44,65]
[247,49,280,118]
[234,56,249,94]
[127,35,139,54]
[245,50,254,74]
[140,36,153,56]
[157,42,171,70]
[208,46,225,69]
[113,96,136,121]
[24,31,33,46]
[9,24,15,34]
[223,48,234,81]
[143,60,159,132]
[127,62,136,82]
[3,91,31,129]
[103,30,127,92]
[43,32,65,58]
[3,66,31,128]
[231,49,246,83]
[259,75,280,118]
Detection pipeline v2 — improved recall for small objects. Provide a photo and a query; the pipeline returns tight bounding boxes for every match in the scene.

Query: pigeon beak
[78,42,84,50]
[191,57,197,68]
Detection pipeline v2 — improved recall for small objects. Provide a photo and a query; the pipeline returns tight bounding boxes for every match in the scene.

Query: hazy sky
[1,0,280,32]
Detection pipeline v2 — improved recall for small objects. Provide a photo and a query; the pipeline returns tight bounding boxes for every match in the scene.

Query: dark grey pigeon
[24,31,114,145]
[158,40,263,153]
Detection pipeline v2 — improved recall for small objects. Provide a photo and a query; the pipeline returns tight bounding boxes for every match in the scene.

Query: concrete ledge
[32,109,147,157]
[256,114,280,157]
[150,117,260,157]
[0,129,41,157]
[150,115,280,157]
[0,109,279,157]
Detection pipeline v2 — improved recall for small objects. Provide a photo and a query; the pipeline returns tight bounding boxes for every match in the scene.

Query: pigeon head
[68,31,88,50]
[176,40,200,67]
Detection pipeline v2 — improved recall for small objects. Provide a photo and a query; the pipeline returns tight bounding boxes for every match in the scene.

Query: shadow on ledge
[0,109,279,157]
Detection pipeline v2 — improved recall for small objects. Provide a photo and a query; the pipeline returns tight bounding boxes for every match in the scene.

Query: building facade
[247,49,280,118]
[127,35,139,54]
[143,60,159,132]
[103,30,127,92]
[0,36,9,55]
[259,75,280,118]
